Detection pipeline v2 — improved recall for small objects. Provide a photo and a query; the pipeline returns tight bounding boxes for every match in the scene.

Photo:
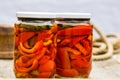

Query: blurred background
[0,0,120,34]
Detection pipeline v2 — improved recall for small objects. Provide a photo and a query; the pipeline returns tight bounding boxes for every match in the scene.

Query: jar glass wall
[14,12,92,78]
[14,17,56,78]
[55,19,92,78]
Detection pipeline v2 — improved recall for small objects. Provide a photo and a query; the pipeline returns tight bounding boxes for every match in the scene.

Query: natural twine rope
[92,23,120,61]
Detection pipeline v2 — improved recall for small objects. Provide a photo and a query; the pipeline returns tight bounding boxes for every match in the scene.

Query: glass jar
[14,12,92,78]
[14,12,57,78]
[55,13,92,78]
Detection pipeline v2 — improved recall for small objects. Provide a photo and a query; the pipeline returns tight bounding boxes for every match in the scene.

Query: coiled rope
[92,23,120,60]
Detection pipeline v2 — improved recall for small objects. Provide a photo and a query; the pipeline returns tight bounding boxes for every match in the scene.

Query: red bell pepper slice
[69,36,86,47]
[75,43,88,56]
[37,31,51,41]
[16,56,34,67]
[66,47,81,55]
[38,60,55,72]
[69,53,83,60]
[57,48,71,69]
[81,39,92,54]
[71,59,91,72]
[15,59,38,73]
[58,39,71,46]
[39,56,50,65]
[18,46,40,57]
[57,25,92,36]
[56,68,79,77]
[19,40,43,53]
[19,32,37,43]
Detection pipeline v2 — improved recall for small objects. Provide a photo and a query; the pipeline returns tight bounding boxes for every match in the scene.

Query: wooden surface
[0,24,14,59]
[0,54,120,79]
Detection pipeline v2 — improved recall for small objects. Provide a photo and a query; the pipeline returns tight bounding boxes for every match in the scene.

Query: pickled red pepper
[56,24,92,77]
[14,24,56,78]
[14,23,92,78]
[14,12,92,78]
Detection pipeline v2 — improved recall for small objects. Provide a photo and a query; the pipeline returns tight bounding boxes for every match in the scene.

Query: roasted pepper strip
[75,43,88,56]
[55,56,62,68]
[50,44,57,60]
[51,47,57,60]
[66,47,81,55]
[81,39,92,54]
[69,53,83,60]
[19,32,37,43]
[57,25,92,36]
[57,48,71,69]
[35,47,46,60]
[69,36,86,47]
[23,41,30,49]
[37,31,51,41]
[71,59,91,73]
[16,56,34,67]
[58,39,71,46]
[56,68,79,77]
[18,46,39,57]
[88,34,92,41]
[46,49,51,55]
[39,56,50,65]
[38,60,55,72]
[19,40,43,53]
[15,59,38,73]
[17,48,46,67]
[54,33,57,47]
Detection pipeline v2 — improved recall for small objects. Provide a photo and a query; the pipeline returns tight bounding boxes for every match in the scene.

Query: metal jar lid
[16,12,91,19]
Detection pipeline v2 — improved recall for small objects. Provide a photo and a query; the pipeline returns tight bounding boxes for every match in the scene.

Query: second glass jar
[55,18,92,78]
